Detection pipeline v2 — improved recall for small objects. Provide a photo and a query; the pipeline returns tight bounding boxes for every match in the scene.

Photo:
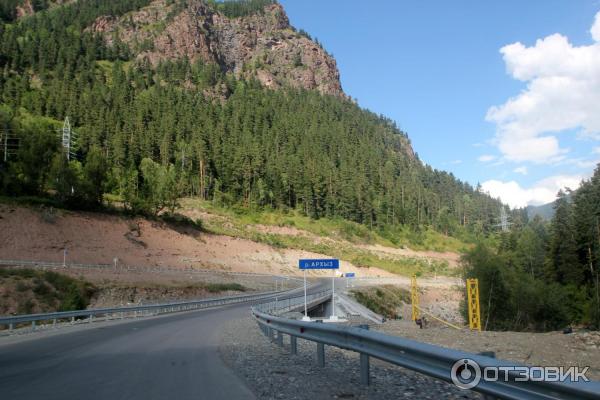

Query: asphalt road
[0,282,328,400]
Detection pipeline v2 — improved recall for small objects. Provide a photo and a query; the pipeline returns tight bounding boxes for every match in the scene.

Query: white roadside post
[63,248,67,267]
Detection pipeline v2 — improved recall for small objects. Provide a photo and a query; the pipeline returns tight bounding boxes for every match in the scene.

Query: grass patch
[0,195,62,209]
[179,198,464,277]
[159,212,204,231]
[350,285,410,319]
[181,198,468,252]
[0,268,97,315]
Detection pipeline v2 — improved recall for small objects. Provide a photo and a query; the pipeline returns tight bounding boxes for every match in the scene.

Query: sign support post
[299,258,339,322]
[331,268,337,320]
[302,270,309,321]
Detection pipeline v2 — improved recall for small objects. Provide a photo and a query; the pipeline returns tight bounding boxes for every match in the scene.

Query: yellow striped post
[467,278,481,331]
[411,274,419,321]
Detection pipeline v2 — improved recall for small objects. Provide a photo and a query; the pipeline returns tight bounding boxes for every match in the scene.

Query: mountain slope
[89,0,343,96]
[0,0,504,241]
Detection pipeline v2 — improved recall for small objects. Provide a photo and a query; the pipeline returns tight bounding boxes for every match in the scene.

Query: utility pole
[590,246,600,328]
[595,217,600,327]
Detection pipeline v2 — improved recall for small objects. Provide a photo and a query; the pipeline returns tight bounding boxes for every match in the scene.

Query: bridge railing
[252,302,600,400]
[254,290,331,315]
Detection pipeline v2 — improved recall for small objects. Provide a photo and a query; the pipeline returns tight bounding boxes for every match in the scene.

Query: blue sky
[279,0,600,208]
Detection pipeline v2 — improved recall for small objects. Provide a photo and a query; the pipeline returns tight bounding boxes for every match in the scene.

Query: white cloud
[450,159,463,165]
[486,11,600,163]
[575,159,599,168]
[592,11,600,41]
[478,154,496,162]
[513,166,528,175]
[481,174,586,208]
[593,146,600,154]
[555,157,600,168]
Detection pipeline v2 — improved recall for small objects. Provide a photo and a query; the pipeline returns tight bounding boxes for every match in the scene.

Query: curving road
[0,282,327,400]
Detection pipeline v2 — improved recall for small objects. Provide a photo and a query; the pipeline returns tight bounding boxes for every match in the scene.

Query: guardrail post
[315,320,325,367]
[479,351,497,400]
[89,314,93,324]
[358,324,370,385]
[360,353,370,386]
[317,342,325,367]
[276,330,283,347]
[9,322,14,331]
[290,335,297,355]
[53,318,57,328]
[32,320,36,331]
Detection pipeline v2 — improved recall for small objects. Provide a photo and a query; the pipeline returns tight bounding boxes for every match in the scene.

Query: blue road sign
[345,272,355,278]
[299,259,340,270]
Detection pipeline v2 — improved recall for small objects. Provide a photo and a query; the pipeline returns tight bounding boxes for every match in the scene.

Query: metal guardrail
[252,298,600,400]
[0,289,291,333]
[0,259,304,281]
[255,290,331,316]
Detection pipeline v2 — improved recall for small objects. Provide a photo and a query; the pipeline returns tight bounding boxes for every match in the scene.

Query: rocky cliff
[90,0,344,97]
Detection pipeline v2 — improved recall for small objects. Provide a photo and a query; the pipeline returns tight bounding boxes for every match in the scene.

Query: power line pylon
[495,206,512,232]
[62,117,71,160]
[1,126,19,163]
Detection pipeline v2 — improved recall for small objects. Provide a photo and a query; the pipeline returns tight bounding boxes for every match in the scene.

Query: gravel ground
[376,320,600,381]
[219,316,479,399]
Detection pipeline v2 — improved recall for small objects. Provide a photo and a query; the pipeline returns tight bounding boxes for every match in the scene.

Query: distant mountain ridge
[526,202,554,221]
[526,192,575,221]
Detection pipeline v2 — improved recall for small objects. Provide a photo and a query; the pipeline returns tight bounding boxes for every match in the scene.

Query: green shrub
[160,212,204,231]
[1,269,96,313]
[204,283,246,293]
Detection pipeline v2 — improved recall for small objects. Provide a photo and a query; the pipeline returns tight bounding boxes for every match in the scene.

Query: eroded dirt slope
[0,204,392,278]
